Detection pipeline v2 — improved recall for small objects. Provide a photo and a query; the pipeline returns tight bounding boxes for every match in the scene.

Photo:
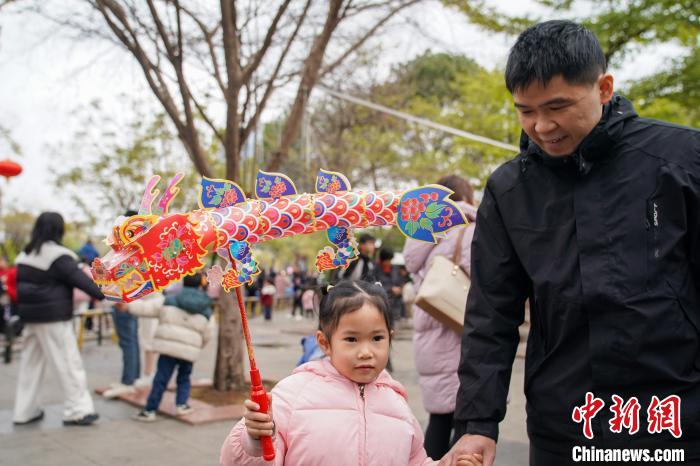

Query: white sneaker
[132,410,156,422]
[295,315,303,321]
[103,383,136,399]
[175,404,194,416]
[134,375,153,389]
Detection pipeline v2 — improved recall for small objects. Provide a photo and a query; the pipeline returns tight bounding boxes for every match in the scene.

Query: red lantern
[0,160,22,179]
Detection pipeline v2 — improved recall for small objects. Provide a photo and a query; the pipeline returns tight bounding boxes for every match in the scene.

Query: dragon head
[91,214,160,302]
[91,173,209,302]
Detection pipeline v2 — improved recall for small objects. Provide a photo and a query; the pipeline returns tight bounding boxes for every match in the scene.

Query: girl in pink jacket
[220,280,482,466]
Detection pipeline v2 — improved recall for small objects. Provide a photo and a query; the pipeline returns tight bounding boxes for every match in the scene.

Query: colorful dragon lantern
[91,169,468,302]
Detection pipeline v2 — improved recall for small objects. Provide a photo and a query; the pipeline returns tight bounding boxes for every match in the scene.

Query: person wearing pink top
[402,175,477,459]
[220,281,482,466]
[301,287,315,318]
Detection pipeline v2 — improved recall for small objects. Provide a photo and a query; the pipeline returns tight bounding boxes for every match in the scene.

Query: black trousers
[425,412,454,460]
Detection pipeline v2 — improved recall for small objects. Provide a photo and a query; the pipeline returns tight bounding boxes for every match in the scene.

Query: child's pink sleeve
[408,416,438,465]
[219,382,293,466]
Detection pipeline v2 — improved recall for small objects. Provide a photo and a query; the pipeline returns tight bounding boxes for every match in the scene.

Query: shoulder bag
[414,227,469,334]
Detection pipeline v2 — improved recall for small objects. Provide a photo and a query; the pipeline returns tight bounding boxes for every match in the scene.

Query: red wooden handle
[250,369,275,461]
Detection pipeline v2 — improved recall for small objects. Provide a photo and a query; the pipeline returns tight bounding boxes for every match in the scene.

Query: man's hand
[438,434,496,466]
[456,453,484,466]
[243,394,274,440]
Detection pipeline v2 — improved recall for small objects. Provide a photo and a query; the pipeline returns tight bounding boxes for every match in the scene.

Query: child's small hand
[114,302,128,312]
[456,453,483,466]
[243,394,274,440]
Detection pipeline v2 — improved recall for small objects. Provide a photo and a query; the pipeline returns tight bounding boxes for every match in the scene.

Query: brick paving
[0,309,529,465]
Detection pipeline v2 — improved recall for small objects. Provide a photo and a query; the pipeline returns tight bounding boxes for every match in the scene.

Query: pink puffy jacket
[220,358,435,466]
[402,202,477,414]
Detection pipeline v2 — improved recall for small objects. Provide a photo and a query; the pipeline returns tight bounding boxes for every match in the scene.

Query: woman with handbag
[403,175,477,459]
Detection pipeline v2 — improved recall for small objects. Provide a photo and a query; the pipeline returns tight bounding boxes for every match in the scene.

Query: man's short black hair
[505,20,607,94]
[183,273,203,288]
[379,247,394,262]
[358,233,375,244]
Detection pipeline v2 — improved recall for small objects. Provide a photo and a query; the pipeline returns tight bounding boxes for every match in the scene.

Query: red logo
[572,392,605,439]
[609,395,641,435]
[647,395,682,438]
[573,393,683,439]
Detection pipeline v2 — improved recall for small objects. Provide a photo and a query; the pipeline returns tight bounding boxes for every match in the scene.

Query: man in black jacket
[440,21,700,466]
[335,233,377,283]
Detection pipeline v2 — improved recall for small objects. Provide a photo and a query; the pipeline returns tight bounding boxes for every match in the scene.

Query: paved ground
[0,310,529,465]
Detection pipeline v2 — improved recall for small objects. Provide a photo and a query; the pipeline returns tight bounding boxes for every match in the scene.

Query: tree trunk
[213,289,246,391]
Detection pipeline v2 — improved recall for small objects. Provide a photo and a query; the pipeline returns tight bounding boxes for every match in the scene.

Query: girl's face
[316,303,391,385]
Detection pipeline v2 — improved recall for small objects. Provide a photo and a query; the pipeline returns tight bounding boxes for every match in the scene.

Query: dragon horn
[157,173,185,214]
[138,175,161,215]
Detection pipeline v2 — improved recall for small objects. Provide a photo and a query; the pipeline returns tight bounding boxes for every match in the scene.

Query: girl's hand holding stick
[243,394,274,440]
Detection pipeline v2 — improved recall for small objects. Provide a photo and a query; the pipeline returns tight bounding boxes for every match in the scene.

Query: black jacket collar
[520,94,637,175]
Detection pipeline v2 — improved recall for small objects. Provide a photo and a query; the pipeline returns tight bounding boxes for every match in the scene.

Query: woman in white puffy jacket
[126,273,212,421]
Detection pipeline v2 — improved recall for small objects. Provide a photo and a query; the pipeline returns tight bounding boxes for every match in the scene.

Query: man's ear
[316,330,331,356]
[598,73,614,104]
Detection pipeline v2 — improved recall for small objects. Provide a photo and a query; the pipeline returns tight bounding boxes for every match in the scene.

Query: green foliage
[1,209,33,261]
[442,0,535,34]
[311,52,520,194]
[445,0,700,128]
[626,48,700,127]
[0,209,93,261]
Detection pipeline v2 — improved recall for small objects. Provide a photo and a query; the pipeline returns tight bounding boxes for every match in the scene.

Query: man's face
[359,240,375,257]
[513,74,613,157]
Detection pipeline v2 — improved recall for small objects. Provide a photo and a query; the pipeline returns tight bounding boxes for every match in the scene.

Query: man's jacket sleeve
[453,182,530,442]
[688,132,700,289]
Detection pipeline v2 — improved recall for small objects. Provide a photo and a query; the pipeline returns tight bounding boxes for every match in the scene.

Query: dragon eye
[123,221,146,241]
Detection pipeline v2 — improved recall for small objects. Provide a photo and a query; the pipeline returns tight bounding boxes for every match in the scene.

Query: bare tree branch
[220,0,241,85]
[146,0,176,60]
[180,5,226,97]
[190,91,225,146]
[240,79,252,129]
[321,0,421,77]
[220,0,244,179]
[268,0,345,171]
[0,0,20,12]
[240,0,291,84]
[240,0,312,149]
[94,0,213,177]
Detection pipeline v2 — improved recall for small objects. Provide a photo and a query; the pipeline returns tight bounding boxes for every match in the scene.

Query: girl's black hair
[318,280,393,341]
[24,212,65,255]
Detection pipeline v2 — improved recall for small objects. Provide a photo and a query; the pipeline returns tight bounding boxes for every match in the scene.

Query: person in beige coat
[127,273,212,421]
